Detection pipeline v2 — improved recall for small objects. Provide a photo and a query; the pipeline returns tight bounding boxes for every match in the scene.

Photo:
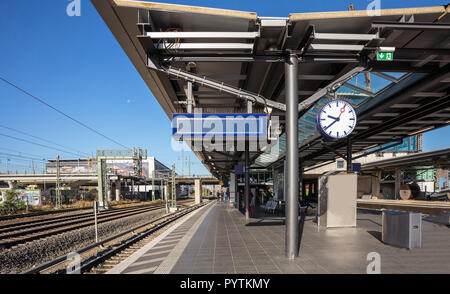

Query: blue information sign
[172,113,267,138]
[235,165,244,175]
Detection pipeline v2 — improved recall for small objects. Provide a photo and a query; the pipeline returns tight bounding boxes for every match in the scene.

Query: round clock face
[316,99,357,140]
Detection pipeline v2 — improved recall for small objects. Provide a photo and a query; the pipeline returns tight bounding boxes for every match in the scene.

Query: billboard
[15,190,42,206]
[107,160,150,177]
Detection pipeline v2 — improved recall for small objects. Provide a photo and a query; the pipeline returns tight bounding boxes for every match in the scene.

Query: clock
[316,99,357,140]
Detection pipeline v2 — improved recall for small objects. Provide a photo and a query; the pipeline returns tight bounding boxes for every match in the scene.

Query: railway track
[22,201,207,274]
[0,200,193,249]
[0,206,93,222]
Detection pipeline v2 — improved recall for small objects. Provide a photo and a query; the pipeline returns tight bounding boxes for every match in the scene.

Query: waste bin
[382,210,422,249]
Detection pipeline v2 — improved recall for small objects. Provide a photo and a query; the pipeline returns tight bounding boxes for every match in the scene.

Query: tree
[0,187,26,215]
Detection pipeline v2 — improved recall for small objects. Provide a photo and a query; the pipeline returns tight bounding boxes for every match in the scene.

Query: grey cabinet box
[382,210,422,249]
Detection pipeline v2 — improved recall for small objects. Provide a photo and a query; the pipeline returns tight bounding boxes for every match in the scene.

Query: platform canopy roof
[362,147,450,170]
[91,0,450,178]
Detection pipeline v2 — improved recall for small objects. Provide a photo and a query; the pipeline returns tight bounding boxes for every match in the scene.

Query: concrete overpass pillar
[7,181,14,189]
[115,179,121,201]
[107,181,112,202]
[164,184,168,201]
[229,172,236,206]
[194,179,202,204]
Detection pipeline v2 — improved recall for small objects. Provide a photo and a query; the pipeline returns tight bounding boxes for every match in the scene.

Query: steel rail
[0,205,173,248]
[0,205,163,238]
[22,201,205,274]
[0,204,163,232]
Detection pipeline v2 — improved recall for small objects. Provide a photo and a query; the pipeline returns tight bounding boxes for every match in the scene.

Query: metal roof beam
[298,66,366,112]
[343,82,376,97]
[372,71,400,83]
[162,56,284,63]
[308,44,365,51]
[313,33,378,41]
[155,43,254,50]
[372,21,450,31]
[148,56,286,111]
[298,74,335,80]
[373,113,399,117]
[147,31,260,39]
[390,104,420,108]
[412,92,447,97]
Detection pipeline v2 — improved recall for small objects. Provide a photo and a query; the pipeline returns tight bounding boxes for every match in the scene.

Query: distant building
[46,157,171,178]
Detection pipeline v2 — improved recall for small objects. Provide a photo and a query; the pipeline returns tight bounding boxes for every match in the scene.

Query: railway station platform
[108,201,450,274]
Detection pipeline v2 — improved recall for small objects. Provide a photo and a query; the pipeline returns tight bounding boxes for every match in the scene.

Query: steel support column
[229,172,236,206]
[347,138,352,172]
[285,54,299,259]
[299,158,304,201]
[245,140,250,220]
[187,81,193,113]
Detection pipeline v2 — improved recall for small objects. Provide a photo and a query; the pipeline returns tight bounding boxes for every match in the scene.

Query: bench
[263,200,278,215]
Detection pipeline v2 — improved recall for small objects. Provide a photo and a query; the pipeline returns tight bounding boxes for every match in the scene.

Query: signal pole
[152,170,155,201]
[171,163,176,211]
[56,156,61,209]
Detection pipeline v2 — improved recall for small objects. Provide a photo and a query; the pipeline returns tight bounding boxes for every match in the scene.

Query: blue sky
[0,0,448,174]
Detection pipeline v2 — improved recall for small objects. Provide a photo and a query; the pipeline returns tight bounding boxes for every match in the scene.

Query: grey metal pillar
[245,140,250,220]
[347,138,352,172]
[285,54,299,259]
[299,158,304,201]
[229,172,236,206]
[187,81,193,114]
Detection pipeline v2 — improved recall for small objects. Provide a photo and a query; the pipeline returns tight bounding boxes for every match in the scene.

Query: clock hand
[327,115,339,120]
[324,119,338,130]
[338,104,346,119]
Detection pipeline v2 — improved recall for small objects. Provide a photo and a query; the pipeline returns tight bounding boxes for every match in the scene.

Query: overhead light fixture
[207,155,212,160]
[408,126,435,136]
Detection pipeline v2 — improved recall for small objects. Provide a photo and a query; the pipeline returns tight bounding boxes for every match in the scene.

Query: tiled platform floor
[114,201,450,274]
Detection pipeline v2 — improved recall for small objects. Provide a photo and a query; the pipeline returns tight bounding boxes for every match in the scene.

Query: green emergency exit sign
[377,51,394,61]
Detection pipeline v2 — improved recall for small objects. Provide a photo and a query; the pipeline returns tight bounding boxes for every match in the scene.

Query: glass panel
[382,72,407,80]
[345,72,392,94]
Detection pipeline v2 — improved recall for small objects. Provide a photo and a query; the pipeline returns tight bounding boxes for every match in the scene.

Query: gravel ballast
[0,208,167,273]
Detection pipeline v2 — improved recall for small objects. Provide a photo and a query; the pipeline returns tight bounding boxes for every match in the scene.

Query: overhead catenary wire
[0,133,82,157]
[0,147,47,159]
[0,124,89,157]
[0,152,45,162]
[0,77,130,149]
